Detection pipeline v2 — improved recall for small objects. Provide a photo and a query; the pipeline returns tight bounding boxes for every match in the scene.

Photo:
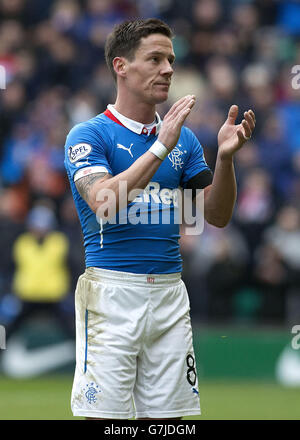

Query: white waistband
[85,267,181,286]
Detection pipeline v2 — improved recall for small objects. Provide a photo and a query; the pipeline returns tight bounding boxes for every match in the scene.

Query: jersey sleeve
[180,127,212,188]
[64,122,112,183]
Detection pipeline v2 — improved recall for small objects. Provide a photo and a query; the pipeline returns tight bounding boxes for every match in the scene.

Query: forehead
[135,33,174,57]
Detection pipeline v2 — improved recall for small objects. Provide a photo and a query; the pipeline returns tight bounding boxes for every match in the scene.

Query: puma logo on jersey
[117,143,134,158]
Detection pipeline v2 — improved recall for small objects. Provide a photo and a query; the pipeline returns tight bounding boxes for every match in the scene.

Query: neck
[114,90,156,124]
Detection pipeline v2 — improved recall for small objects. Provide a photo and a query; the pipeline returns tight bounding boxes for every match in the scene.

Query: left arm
[197,105,256,227]
[203,157,236,228]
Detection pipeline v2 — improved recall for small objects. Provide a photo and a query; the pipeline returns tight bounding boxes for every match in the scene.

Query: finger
[167,98,195,126]
[172,95,195,119]
[173,102,194,127]
[242,119,252,138]
[244,111,255,131]
[166,95,194,118]
[164,96,187,119]
[175,97,196,122]
[169,95,188,111]
[166,95,195,117]
[175,107,192,125]
[249,109,256,124]
[226,105,239,124]
[237,127,247,144]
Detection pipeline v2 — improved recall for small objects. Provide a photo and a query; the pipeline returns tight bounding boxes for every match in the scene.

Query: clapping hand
[217,105,256,160]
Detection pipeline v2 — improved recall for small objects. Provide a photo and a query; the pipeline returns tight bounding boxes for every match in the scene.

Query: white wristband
[149,140,169,161]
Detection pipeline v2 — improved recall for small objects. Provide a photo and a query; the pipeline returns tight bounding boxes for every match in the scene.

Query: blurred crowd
[1,0,300,334]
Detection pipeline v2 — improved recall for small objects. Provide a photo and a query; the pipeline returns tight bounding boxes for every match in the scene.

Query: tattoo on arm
[75,172,108,203]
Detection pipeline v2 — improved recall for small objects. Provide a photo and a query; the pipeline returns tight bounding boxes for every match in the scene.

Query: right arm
[75,95,195,218]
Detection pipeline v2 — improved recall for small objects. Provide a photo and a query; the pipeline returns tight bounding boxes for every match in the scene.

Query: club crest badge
[84,382,100,404]
[168,144,187,171]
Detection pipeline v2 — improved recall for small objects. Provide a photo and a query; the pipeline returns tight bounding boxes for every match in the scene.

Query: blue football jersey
[64,105,211,274]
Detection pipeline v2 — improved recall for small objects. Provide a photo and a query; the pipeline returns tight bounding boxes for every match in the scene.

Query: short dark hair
[105,18,174,81]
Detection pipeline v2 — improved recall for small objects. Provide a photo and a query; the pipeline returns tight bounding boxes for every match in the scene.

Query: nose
[161,60,173,77]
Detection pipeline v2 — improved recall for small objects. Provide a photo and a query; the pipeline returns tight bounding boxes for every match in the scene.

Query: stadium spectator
[180,222,249,322]
[235,167,275,256]
[259,205,300,324]
[4,201,75,340]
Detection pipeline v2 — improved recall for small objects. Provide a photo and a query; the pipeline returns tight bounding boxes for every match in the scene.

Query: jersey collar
[105,104,162,135]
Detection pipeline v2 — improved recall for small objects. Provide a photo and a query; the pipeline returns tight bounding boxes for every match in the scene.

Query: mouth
[154,83,170,88]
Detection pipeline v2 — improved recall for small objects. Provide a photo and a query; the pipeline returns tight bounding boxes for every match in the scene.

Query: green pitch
[0,375,299,420]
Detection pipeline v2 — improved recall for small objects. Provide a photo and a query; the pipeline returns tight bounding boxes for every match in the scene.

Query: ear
[113,57,127,78]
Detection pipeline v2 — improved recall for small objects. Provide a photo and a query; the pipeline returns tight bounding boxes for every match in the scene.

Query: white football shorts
[71,267,201,419]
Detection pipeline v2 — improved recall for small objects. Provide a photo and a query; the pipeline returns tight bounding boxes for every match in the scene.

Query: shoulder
[13,232,35,251]
[180,125,199,142]
[47,232,69,252]
[66,113,108,140]
[179,125,204,157]
[64,114,112,157]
